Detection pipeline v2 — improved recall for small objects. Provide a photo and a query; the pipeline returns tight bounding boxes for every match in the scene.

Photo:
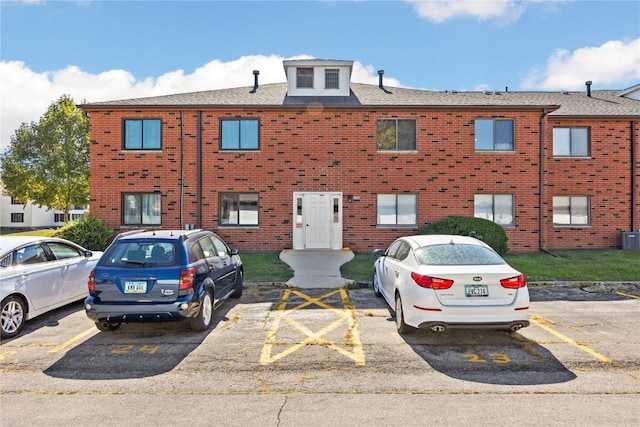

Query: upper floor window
[123,193,161,226]
[221,119,259,150]
[474,194,514,227]
[325,69,339,89]
[377,119,417,151]
[553,196,589,226]
[220,193,259,226]
[553,127,589,157]
[377,194,417,226]
[475,119,514,151]
[10,197,22,205]
[124,119,161,150]
[296,68,314,89]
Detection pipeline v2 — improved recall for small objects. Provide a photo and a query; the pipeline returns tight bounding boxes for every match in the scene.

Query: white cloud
[0,55,397,153]
[522,38,640,90]
[405,0,528,24]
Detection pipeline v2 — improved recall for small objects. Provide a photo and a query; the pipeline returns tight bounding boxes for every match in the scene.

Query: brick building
[80,59,640,253]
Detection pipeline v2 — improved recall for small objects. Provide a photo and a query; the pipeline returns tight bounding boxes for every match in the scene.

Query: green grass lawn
[245,249,640,283]
[339,249,640,284]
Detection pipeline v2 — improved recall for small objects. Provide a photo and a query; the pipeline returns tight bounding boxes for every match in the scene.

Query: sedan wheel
[372,270,382,297]
[1,296,26,339]
[395,293,412,335]
[190,289,213,332]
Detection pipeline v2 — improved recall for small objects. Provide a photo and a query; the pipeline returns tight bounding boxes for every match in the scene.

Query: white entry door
[292,192,342,250]
[305,193,331,249]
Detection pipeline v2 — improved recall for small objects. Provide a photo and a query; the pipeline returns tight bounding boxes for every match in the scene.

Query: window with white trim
[475,119,514,151]
[325,69,339,89]
[474,194,514,226]
[123,193,161,226]
[377,119,417,151]
[221,119,259,150]
[553,127,589,157]
[220,193,259,226]
[296,68,314,88]
[377,194,417,225]
[553,196,589,226]
[124,119,161,150]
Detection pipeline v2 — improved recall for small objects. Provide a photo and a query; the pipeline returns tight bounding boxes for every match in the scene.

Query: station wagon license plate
[124,281,147,294]
[465,285,488,297]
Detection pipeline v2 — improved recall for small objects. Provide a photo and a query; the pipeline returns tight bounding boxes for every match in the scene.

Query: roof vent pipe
[585,80,592,97]
[377,70,392,94]
[250,70,259,93]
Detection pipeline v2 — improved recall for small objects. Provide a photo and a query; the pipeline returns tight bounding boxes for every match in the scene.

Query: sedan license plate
[124,281,147,294]
[465,285,488,297]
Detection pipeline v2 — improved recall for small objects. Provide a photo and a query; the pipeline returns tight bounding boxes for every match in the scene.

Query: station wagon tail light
[501,274,526,289]
[411,272,454,289]
[179,268,196,290]
[88,270,95,292]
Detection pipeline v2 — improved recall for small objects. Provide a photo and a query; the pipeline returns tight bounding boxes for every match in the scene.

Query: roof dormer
[283,59,353,97]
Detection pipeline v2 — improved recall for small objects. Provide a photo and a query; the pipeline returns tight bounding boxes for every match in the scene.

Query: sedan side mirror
[85,250,93,258]
[373,249,385,259]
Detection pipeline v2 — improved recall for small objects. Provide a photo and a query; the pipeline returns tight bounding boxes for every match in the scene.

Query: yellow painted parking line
[48,327,98,353]
[529,314,612,363]
[616,291,640,300]
[260,289,365,365]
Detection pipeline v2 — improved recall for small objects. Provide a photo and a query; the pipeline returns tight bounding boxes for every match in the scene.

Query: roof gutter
[539,109,547,252]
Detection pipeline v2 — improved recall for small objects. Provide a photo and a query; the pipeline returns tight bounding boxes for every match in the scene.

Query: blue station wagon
[85,229,243,332]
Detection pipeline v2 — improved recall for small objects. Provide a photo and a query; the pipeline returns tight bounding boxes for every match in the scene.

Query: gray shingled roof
[80,82,640,117]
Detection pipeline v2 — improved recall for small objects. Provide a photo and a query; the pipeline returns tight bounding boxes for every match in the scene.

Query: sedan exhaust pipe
[510,323,523,332]
[430,324,446,333]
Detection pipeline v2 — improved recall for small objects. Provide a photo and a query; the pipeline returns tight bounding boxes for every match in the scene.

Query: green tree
[1,95,89,222]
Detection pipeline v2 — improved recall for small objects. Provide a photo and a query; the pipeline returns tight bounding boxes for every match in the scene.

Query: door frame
[292,192,343,250]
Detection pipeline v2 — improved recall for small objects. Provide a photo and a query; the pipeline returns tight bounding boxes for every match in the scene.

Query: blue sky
[1,0,639,152]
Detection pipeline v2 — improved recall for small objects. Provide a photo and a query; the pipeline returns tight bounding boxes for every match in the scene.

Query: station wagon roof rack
[179,228,204,242]
[114,229,147,240]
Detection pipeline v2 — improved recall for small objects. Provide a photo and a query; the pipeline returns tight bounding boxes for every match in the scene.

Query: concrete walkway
[279,249,355,289]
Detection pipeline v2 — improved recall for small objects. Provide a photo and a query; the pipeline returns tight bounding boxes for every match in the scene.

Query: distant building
[80,59,640,252]
[0,184,86,230]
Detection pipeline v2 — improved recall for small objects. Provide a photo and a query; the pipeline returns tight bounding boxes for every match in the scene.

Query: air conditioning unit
[621,232,640,251]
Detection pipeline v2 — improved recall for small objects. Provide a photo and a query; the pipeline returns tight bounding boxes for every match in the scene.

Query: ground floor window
[220,193,259,226]
[474,194,514,226]
[553,196,589,225]
[10,213,24,223]
[123,193,161,226]
[377,194,416,226]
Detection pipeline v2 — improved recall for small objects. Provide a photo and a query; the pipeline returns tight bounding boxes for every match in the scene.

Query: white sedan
[0,236,103,339]
[373,235,530,334]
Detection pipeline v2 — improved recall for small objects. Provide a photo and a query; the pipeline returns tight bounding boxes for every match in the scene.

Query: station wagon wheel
[372,270,382,297]
[231,269,243,298]
[190,289,213,332]
[1,296,26,339]
[394,293,412,335]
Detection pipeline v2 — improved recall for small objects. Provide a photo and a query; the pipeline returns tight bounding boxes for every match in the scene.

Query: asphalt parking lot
[1,283,639,426]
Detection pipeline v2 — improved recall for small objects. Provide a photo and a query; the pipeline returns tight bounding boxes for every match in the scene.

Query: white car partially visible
[373,234,530,334]
[0,236,103,339]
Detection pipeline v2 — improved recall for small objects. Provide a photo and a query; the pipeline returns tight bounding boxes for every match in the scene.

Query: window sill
[376,225,418,230]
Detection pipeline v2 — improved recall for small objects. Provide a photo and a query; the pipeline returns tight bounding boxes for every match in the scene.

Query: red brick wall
[544,118,638,250]
[87,107,637,253]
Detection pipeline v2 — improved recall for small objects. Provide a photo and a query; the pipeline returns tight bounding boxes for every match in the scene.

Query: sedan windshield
[415,243,505,266]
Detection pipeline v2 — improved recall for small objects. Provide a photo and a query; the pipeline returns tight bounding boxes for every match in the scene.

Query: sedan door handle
[395,269,400,278]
